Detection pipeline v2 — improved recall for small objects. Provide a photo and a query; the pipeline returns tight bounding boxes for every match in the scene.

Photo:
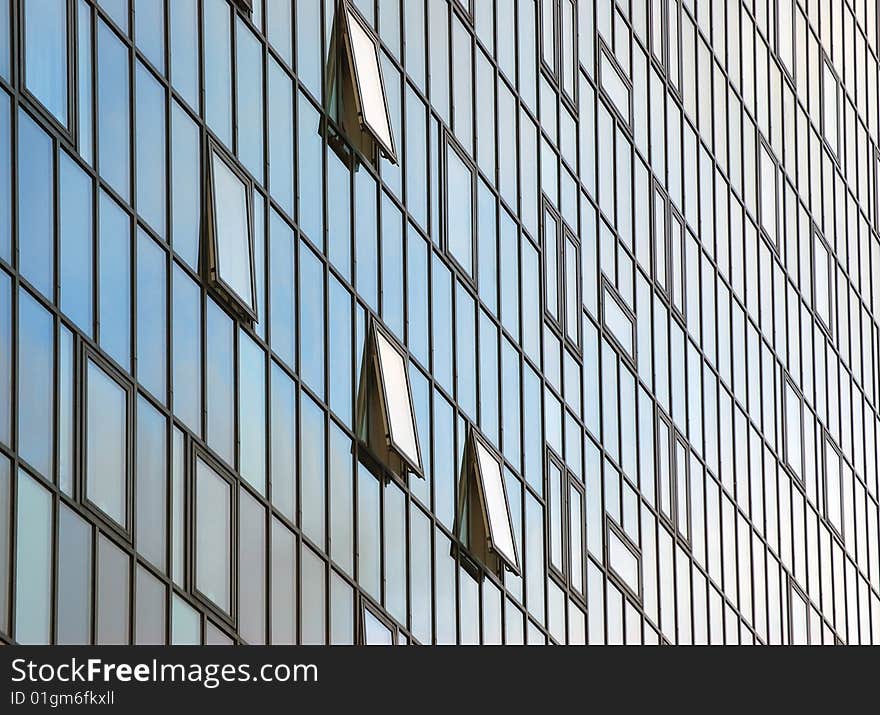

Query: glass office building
[1,0,879,646]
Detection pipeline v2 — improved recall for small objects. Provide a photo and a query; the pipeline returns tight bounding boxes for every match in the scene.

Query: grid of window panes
[2,0,880,646]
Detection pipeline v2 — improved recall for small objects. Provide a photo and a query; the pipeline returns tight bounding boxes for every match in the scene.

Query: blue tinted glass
[134,0,164,71]
[269,208,295,368]
[136,396,166,570]
[59,151,93,334]
[0,0,8,80]
[301,395,325,546]
[97,20,131,201]
[406,226,429,366]
[24,0,68,125]
[455,283,476,419]
[295,0,321,96]
[446,147,473,276]
[18,110,54,299]
[299,242,325,397]
[405,87,428,229]
[170,100,200,268]
[99,191,131,369]
[169,0,198,108]
[237,19,264,182]
[97,0,128,32]
[204,0,232,147]
[57,504,91,644]
[0,271,10,446]
[380,195,403,340]
[85,358,128,527]
[136,228,166,400]
[354,169,378,311]
[206,299,234,465]
[431,255,453,393]
[268,58,293,216]
[239,331,267,495]
[0,90,9,262]
[172,265,201,434]
[15,470,52,644]
[270,362,296,522]
[328,277,352,423]
[77,0,93,163]
[135,62,166,237]
[297,93,324,246]
[266,0,293,66]
[18,290,54,479]
[327,151,351,280]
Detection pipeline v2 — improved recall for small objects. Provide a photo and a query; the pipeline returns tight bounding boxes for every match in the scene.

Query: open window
[455,427,520,579]
[203,142,258,322]
[356,319,423,479]
[326,0,397,166]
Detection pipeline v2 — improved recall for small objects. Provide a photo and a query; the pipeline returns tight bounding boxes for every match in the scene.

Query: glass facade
[0,0,879,647]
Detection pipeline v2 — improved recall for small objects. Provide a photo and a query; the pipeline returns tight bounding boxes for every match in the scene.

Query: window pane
[172,594,201,645]
[18,110,54,298]
[136,61,166,236]
[239,331,266,494]
[15,470,52,644]
[97,20,131,200]
[24,0,68,125]
[211,150,255,312]
[475,439,518,569]
[170,0,198,108]
[237,18,264,181]
[135,565,165,644]
[270,362,296,522]
[346,8,394,155]
[603,285,634,359]
[86,358,129,527]
[99,191,132,369]
[204,0,232,146]
[18,289,54,479]
[363,609,393,645]
[608,524,640,598]
[97,534,130,644]
[239,489,266,644]
[446,145,473,275]
[135,0,164,71]
[196,456,231,613]
[57,504,92,644]
[271,517,296,644]
[172,265,201,433]
[375,329,421,469]
[0,271,11,446]
[206,299,234,465]
[0,456,8,634]
[171,100,200,268]
[136,229,166,400]
[301,546,326,644]
[136,396,166,569]
[0,91,9,263]
[60,151,93,334]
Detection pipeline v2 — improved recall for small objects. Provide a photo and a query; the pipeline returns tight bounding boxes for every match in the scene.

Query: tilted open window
[455,427,520,578]
[356,319,423,479]
[203,142,258,322]
[326,0,397,166]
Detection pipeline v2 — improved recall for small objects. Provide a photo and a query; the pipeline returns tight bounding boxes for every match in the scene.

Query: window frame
[600,275,637,368]
[18,0,78,143]
[190,445,238,626]
[203,138,259,323]
[442,131,478,284]
[455,426,521,578]
[604,517,643,605]
[356,317,424,479]
[336,0,397,164]
[358,597,399,646]
[79,345,134,541]
[597,39,633,133]
[545,447,586,601]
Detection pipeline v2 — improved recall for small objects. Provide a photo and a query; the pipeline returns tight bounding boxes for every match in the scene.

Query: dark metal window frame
[16,0,79,146]
[358,595,399,645]
[79,343,134,543]
[202,137,259,323]
[604,516,643,606]
[189,444,239,628]
[441,129,478,285]
[356,316,425,479]
[454,424,521,580]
